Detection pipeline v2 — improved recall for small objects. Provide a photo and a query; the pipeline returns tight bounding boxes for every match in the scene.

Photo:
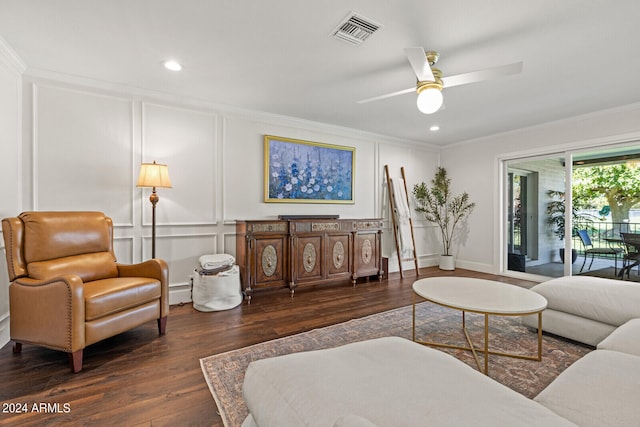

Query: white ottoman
[193,265,242,311]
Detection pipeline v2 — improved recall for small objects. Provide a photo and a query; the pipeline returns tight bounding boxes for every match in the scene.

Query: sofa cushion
[28,252,118,282]
[84,277,161,321]
[597,318,640,356]
[522,308,616,347]
[243,337,575,427]
[529,276,640,326]
[535,349,640,427]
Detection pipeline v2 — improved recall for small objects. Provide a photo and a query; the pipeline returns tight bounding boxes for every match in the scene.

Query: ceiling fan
[357,47,523,114]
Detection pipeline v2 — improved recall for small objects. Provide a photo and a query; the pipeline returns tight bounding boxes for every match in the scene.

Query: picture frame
[264,135,355,204]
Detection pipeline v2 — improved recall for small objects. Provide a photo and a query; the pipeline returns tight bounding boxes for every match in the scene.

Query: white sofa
[242,276,640,427]
[521,276,640,346]
[534,323,640,427]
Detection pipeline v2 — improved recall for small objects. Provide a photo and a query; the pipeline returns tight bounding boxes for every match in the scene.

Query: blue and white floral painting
[265,137,354,203]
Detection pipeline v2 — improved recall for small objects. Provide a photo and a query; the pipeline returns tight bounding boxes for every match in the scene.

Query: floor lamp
[137,161,172,258]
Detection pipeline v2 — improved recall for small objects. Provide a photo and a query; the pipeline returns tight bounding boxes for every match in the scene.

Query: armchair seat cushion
[84,277,162,321]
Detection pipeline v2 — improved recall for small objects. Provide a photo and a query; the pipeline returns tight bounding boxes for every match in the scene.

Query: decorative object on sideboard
[413,167,475,270]
[264,135,355,204]
[278,214,340,220]
[137,161,172,258]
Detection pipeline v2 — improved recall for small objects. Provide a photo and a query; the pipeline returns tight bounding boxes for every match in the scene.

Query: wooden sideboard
[236,218,383,301]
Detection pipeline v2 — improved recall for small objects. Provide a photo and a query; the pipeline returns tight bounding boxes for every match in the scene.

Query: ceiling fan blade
[404,47,434,82]
[356,87,415,104]
[442,61,523,88]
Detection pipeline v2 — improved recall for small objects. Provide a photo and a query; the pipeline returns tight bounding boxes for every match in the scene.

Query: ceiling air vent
[332,12,382,46]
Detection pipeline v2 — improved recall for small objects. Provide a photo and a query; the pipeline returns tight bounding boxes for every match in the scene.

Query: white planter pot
[439,255,455,271]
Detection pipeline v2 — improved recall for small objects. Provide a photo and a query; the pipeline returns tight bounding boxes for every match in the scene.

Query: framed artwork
[264,135,355,203]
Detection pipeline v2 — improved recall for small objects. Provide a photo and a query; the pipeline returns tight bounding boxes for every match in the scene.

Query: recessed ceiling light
[163,60,182,71]
[429,125,440,131]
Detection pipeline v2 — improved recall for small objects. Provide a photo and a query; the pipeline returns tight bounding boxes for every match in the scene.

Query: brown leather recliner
[1,211,169,373]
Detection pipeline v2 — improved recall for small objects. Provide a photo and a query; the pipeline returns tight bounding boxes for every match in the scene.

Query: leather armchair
[1,211,169,373]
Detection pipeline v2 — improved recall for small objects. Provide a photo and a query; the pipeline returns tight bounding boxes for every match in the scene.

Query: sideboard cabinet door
[326,233,352,280]
[292,235,323,283]
[352,220,384,282]
[236,220,289,302]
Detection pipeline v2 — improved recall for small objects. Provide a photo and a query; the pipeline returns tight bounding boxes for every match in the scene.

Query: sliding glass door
[502,143,640,279]
[505,154,566,277]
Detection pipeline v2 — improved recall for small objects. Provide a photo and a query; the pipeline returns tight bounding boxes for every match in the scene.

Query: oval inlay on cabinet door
[361,239,372,264]
[303,242,317,273]
[333,241,345,269]
[262,245,277,276]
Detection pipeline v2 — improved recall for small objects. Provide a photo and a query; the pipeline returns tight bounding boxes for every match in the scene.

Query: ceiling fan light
[416,87,443,114]
[163,60,182,71]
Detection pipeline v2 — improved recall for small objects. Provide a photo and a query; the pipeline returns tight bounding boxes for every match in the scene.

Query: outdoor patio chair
[619,232,640,278]
[577,229,623,275]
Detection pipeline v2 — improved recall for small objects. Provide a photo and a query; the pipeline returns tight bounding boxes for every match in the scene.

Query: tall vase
[439,255,455,271]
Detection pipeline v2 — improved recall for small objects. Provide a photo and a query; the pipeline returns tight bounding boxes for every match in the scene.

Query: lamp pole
[149,187,159,258]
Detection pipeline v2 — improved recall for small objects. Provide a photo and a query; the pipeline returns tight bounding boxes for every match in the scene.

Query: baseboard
[453,259,494,274]
[169,282,193,305]
[0,315,9,349]
[387,254,439,273]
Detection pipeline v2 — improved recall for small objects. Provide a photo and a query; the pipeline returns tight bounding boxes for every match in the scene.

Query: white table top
[412,277,547,315]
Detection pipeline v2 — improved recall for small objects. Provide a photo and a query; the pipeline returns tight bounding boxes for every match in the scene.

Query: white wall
[0,42,23,347]
[10,74,439,315]
[440,103,640,274]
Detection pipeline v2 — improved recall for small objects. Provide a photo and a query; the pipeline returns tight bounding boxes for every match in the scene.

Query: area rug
[200,302,592,427]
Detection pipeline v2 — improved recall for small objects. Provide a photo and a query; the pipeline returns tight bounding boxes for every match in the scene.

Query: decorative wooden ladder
[384,165,419,278]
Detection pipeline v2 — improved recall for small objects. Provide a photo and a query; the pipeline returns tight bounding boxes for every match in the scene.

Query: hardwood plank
[0,268,537,426]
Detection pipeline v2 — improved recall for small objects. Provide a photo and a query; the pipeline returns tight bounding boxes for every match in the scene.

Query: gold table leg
[413,302,544,375]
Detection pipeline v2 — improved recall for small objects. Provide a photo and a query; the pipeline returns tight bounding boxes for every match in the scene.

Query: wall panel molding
[142,233,218,285]
[113,235,135,264]
[31,83,135,226]
[140,102,218,226]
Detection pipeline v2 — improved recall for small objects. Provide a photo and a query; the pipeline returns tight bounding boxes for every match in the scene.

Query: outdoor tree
[572,163,640,224]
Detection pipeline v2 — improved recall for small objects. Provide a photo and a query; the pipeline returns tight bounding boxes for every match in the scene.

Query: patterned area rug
[200,302,592,427]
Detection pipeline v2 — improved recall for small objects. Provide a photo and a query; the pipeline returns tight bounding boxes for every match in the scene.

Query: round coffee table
[412,277,547,374]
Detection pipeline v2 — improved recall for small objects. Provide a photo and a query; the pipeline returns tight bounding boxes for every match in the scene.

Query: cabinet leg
[243,287,253,305]
[289,282,296,298]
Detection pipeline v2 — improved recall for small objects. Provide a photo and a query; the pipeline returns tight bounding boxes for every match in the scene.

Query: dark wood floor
[0,267,536,426]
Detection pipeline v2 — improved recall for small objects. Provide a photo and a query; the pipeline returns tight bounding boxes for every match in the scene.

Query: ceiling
[1,0,640,146]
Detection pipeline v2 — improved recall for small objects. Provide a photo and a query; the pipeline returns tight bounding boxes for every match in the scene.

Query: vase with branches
[413,167,475,269]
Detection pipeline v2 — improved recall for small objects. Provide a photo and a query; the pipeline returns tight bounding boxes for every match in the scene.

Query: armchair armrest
[10,275,85,353]
[117,259,169,317]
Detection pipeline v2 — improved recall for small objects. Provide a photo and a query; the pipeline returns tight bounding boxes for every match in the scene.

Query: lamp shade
[416,87,443,114]
[137,161,172,188]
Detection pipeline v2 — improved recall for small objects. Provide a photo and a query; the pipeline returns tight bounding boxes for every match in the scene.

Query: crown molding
[0,35,26,74]
[23,66,437,151]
